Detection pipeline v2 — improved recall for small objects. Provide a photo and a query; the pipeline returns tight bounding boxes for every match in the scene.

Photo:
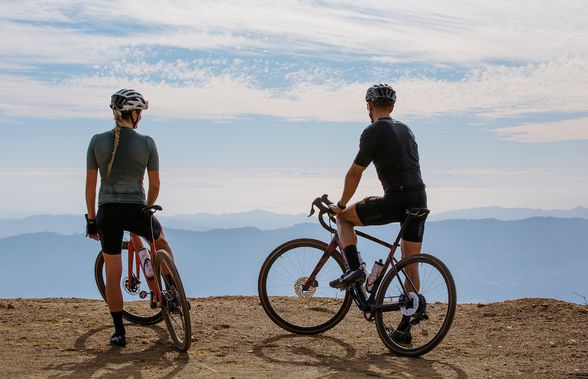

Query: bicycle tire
[258,238,353,334]
[154,250,192,352]
[374,253,456,357]
[94,251,163,325]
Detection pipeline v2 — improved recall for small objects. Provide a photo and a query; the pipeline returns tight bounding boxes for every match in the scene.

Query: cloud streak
[495,117,588,143]
[1,1,587,65]
[1,1,587,142]
[1,55,586,125]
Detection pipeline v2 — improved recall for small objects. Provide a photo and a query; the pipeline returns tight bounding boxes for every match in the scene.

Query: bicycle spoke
[375,254,455,357]
[259,239,352,333]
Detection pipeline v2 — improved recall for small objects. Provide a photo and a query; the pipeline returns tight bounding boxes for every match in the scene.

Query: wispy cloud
[1,55,586,123]
[1,1,587,141]
[2,1,587,65]
[495,117,588,143]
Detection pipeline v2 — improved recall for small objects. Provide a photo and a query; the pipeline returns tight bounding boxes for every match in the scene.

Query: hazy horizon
[1,204,587,220]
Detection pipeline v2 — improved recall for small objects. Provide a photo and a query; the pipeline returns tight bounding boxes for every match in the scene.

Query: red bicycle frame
[126,233,163,306]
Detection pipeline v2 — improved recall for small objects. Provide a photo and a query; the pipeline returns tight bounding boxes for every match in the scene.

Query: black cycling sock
[111,311,125,336]
[344,245,360,270]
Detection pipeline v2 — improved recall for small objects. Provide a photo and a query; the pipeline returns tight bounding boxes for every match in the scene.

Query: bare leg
[336,204,363,248]
[401,240,422,293]
[154,229,173,257]
[103,252,123,312]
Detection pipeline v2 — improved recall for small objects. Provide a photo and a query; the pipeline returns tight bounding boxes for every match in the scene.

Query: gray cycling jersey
[87,127,159,205]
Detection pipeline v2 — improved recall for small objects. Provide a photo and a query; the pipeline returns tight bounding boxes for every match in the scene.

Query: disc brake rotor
[123,275,140,295]
[294,277,317,298]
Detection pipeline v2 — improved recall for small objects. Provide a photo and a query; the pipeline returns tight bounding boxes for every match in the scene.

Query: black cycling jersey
[354,117,425,194]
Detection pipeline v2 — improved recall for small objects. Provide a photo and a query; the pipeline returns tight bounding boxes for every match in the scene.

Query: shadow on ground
[45,324,189,378]
[254,333,468,378]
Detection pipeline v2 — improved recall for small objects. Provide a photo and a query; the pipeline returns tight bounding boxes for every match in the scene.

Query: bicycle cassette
[399,292,420,316]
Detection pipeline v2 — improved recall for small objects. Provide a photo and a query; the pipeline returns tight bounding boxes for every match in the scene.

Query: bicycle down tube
[128,233,164,306]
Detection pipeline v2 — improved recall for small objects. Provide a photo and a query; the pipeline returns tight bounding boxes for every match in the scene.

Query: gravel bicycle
[94,205,192,351]
[258,195,456,357]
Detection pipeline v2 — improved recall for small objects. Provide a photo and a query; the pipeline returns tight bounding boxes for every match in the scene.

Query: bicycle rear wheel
[258,238,353,334]
[155,250,191,352]
[374,253,456,357]
[94,251,163,325]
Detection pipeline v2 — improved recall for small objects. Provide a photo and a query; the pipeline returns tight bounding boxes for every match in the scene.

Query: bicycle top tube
[308,194,430,248]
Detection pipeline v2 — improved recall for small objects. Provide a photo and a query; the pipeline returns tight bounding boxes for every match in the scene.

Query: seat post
[393,212,415,247]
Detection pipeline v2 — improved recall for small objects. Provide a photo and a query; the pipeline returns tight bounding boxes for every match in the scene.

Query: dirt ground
[0,297,586,378]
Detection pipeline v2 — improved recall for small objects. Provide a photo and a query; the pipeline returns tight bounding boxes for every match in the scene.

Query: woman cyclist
[85,89,174,347]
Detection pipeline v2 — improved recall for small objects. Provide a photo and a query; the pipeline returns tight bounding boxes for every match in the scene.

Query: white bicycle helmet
[110,89,149,111]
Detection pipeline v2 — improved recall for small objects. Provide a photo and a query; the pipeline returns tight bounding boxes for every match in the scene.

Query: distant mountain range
[1,217,587,304]
[0,210,312,238]
[0,206,586,238]
[429,206,588,221]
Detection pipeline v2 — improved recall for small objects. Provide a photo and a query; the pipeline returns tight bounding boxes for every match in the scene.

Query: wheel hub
[294,277,317,298]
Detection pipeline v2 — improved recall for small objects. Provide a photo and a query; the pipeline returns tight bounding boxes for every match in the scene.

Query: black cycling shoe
[389,316,412,345]
[329,269,367,289]
[109,332,127,347]
[390,327,412,345]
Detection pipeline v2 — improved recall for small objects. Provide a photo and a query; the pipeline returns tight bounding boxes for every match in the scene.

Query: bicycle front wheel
[375,253,456,357]
[94,251,163,325]
[155,250,192,352]
[258,238,353,334]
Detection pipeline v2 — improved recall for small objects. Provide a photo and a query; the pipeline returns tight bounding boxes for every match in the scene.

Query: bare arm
[147,170,160,206]
[339,163,366,206]
[85,169,98,219]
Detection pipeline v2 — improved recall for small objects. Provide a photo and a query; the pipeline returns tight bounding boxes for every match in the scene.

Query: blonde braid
[106,125,122,177]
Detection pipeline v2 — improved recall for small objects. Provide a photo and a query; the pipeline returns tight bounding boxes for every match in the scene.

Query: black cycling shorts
[96,203,162,254]
[355,189,427,242]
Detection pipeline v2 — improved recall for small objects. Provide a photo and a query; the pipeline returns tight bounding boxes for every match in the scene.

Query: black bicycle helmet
[365,83,396,106]
[110,89,149,111]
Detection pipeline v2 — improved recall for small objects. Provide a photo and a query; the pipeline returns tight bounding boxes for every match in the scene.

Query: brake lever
[308,204,316,217]
[321,194,333,206]
[308,195,332,217]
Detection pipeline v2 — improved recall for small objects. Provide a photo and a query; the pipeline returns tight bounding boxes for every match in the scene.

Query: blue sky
[1,1,587,216]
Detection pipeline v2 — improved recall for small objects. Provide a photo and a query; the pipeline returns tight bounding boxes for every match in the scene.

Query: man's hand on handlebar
[328,204,341,216]
[328,200,346,216]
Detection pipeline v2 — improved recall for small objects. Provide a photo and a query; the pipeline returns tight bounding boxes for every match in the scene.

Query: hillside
[1,217,587,303]
[0,297,586,378]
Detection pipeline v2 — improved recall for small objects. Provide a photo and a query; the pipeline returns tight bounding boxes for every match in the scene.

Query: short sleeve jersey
[354,117,425,194]
[87,127,159,205]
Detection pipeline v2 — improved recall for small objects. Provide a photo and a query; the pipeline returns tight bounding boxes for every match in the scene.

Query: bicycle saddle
[406,208,430,218]
[143,205,163,213]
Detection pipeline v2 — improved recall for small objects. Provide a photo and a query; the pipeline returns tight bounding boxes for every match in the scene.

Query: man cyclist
[328,83,427,343]
[85,89,174,347]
